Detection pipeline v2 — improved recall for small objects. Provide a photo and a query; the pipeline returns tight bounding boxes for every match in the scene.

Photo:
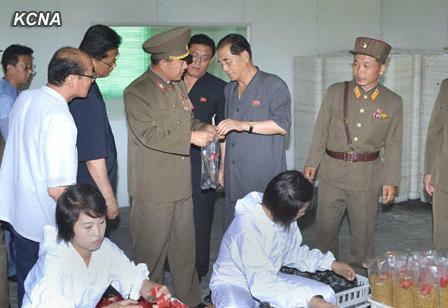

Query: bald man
[0,47,94,305]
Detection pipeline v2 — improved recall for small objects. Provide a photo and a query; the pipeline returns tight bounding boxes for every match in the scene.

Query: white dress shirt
[0,85,77,242]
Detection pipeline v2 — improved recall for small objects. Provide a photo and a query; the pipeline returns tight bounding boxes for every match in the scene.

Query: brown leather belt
[326,149,380,162]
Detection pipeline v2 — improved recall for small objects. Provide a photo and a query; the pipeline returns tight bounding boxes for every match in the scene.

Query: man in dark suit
[184,34,225,282]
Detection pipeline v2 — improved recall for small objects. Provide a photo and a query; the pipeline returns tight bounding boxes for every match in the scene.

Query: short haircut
[262,170,314,229]
[47,47,88,86]
[150,54,161,65]
[56,183,107,243]
[1,44,34,72]
[188,34,216,57]
[217,33,252,59]
[79,24,122,59]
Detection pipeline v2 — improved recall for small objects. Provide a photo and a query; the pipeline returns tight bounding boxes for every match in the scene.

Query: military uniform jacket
[305,80,403,191]
[425,78,448,192]
[124,68,205,203]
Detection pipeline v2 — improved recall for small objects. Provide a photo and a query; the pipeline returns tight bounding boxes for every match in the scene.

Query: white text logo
[12,11,62,27]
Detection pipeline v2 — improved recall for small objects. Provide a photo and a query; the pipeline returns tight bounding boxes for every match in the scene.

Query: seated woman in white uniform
[210,170,356,308]
[23,184,170,308]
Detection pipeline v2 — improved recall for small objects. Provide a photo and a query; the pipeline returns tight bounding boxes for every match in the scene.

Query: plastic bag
[368,254,394,306]
[201,139,219,190]
[393,252,415,308]
[414,265,438,308]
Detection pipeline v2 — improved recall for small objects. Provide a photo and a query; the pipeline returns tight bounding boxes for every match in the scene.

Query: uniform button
[172,104,176,108]
[356,122,362,128]
[231,142,235,147]
[231,160,235,164]
[181,157,185,160]
[353,137,359,142]
[363,94,368,99]
[177,120,181,125]
[236,108,240,112]
[360,108,365,114]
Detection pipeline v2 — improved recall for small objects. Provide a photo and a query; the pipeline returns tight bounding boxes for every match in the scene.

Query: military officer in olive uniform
[124,27,215,307]
[424,79,448,251]
[304,37,403,271]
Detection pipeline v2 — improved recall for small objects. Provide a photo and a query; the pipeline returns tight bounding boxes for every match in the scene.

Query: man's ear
[241,50,251,63]
[64,74,76,87]
[5,63,15,73]
[159,60,169,69]
[379,64,387,76]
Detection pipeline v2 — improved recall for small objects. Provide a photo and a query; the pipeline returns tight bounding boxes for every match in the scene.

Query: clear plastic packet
[414,265,439,308]
[201,139,219,190]
[393,252,415,308]
[437,256,448,307]
[368,254,394,306]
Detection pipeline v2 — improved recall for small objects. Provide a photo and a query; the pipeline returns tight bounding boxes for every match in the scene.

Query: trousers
[314,179,380,269]
[130,197,201,307]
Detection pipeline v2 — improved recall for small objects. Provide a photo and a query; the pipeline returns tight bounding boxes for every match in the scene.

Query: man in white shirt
[0,47,94,306]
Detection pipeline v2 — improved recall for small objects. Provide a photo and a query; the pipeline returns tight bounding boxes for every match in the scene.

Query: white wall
[1,0,448,206]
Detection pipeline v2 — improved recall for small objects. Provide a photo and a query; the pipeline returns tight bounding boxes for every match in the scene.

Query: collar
[353,84,380,102]
[148,67,173,93]
[1,78,19,96]
[41,85,69,106]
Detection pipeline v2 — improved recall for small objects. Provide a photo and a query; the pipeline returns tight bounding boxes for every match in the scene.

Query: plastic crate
[336,274,370,307]
[367,296,393,308]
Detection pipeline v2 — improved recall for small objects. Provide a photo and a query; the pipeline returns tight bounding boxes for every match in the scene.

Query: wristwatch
[248,121,254,133]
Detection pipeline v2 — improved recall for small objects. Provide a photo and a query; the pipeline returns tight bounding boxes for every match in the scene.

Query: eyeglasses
[191,54,211,63]
[94,57,118,68]
[17,64,35,72]
[75,72,97,81]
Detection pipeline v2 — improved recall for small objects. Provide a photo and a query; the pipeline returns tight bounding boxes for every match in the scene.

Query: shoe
[193,303,207,308]
[8,275,17,282]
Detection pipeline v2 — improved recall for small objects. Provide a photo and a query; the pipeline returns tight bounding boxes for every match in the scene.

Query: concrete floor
[7,197,433,307]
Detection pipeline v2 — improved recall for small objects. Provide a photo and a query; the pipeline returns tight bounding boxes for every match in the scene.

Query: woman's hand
[332,261,356,281]
[145,282,171,303]
[309,296,336,308]
[106,299,142,308]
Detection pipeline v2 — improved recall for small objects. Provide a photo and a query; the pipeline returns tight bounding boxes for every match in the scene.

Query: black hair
[47,47,88,86]
[56,183,107,242]
[1,44,33,72]
[150,55,161,65]
[262,170,314,229]
[79,24,122,59]
[188,34,216,57]
[217,33,252,59]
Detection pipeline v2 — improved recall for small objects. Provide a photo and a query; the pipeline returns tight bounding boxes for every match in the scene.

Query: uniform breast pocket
[249,104,269,121]
[366,111,391,142]
[155,100,170,111]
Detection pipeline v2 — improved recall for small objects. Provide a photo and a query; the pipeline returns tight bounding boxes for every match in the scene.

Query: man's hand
[382,185,397,204]
[424,174,434,196]
[191,131,215,147]
[331,261,356,281]
[216,119,248,138]
[204,124,217,134]
[217,166,224,189]
[304,166,316,182]
[309,296,336,308]
[105,196,119,220]
[106,299,142,307]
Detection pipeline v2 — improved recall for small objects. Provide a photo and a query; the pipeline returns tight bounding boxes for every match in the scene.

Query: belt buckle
[345,151,358,162]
